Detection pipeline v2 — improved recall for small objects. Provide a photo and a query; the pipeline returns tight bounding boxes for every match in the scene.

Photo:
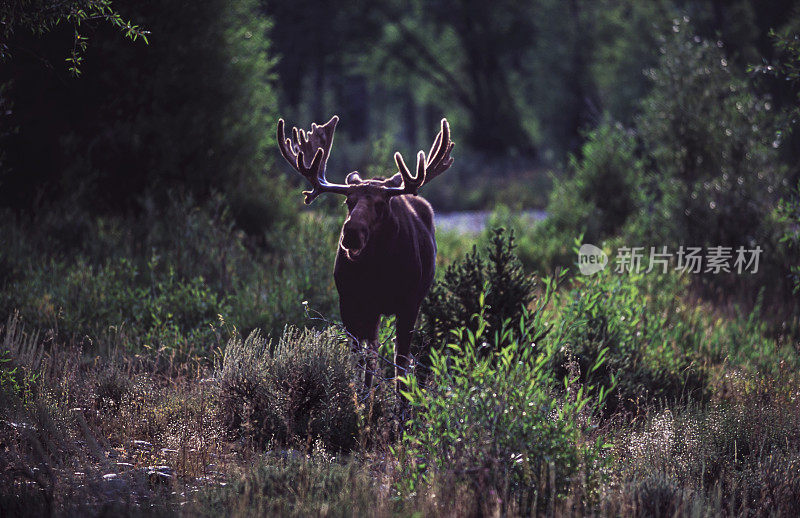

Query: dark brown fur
[334,179,436,386]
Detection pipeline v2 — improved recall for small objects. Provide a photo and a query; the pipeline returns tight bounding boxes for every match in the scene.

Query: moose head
[277,115,453,259]
[276,115,454,389]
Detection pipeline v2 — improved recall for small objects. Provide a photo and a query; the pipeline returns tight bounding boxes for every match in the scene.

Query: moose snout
[341,225,367,253]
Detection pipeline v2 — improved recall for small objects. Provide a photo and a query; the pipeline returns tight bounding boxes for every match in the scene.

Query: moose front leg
[394,310,419,386]
[363,339,380,389]
[352,338,367,384]
[351,337,379,388]
[341,304,381,389]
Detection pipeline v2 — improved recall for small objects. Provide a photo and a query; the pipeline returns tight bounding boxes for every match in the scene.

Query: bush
[624,21,795,309]
[511,121,641,274]
[554,268,706,413]
[2,252,230,352]
[777,179,800,294]
[218,326,358,452]
[0,197,342,351]
[401,291,610,514]
[240,213,340,337]
[545,122,641,242]
[523,21,797,309]
[631,21,780,245]
[0,0,290,235]
[420,228,536,351]
[482,205,550,273]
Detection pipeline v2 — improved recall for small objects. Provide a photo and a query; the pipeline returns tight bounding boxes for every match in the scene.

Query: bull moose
[276,115,454,388]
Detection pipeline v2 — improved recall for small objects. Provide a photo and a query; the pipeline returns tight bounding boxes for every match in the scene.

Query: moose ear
[346,171,363,184]
[385,172,404,188]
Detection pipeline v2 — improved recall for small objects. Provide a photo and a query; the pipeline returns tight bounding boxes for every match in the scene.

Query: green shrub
[0,313,41,404]
[777,179,800,294]
[483,205,550,272]
[218,326,358,452]
[1,0,285,233]
[547,122,640,242]
[515,121,641,274]
[522,21,796,307]
[2,253,230,352]
[693,291,800,375]
[554,268,706,413]
[236,213,340,337]
[420,228,536,351]
[630,21,781,249]
[400,289,610,514]
[622,21,797,312]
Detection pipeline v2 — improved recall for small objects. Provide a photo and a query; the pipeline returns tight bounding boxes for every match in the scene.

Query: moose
[277,115,454,388]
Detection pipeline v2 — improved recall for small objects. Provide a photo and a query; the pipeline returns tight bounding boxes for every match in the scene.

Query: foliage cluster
[0,0,293,238]
[218,326,358,452]
[777,180,800,293]
[523,123,642,273]
[507,21,799,318]
[553,269,705,413]
[420,228,536,350]
[537,21,780,252]
[629,20,781,253]
[424,229,795,416]
[0,0,148,74]
[0,197,340,353]
[403,285,610,514]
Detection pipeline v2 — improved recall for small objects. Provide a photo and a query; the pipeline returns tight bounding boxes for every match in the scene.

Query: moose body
[335,193,436,386]
[276,115,454,387]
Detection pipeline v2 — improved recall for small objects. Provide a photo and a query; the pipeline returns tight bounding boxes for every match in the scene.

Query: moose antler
[277,115,351,204]
[390,118,455,195]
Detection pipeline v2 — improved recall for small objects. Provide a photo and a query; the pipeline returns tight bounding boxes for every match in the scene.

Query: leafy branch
[1,0,149,75]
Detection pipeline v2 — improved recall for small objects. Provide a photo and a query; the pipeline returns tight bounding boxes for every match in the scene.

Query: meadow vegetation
[2,213,799,515]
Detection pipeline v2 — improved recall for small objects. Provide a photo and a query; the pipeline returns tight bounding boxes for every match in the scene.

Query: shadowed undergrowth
[2,225,799,516]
